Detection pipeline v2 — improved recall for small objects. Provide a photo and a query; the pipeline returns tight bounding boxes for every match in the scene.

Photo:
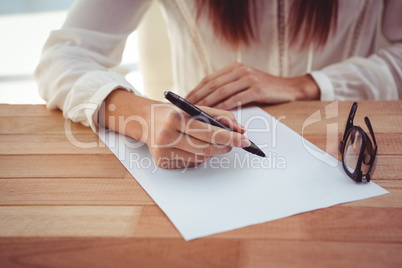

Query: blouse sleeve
[310,0,402,101]
[34,0,153,131]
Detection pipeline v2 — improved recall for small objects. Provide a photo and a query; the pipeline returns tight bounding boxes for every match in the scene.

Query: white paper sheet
[98,107,388,240]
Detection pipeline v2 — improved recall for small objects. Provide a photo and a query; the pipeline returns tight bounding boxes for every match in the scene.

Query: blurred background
[0,0,173,104]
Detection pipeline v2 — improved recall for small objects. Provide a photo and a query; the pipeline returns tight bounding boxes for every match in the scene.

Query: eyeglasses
[340,102,377,183]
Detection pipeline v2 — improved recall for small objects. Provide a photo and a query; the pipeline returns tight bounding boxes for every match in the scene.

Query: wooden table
[0,101,401,267]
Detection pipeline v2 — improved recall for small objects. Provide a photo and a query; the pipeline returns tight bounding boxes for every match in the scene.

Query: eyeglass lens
[343,129,372,175]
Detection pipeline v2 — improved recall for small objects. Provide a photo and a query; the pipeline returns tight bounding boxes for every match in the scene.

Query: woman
[35,0,402,168]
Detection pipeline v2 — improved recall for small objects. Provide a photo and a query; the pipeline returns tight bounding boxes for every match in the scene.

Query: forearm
[101,89,157,142]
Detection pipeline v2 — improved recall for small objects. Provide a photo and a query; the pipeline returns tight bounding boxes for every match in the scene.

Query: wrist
[103,89,159,142]
[292,74,320,101]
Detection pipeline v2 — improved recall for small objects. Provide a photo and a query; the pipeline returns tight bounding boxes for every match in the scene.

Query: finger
[169,105,246,134]
[161,105,245,148]
[186,63,234,99]
[187,70,241,104]
[200,106,246,134]
[174,133,233,156]
[152,148,210,169]
[156,159,205,169]
[152,147,210,163]
[196,79,251,107]
[184,117,251,148]
[186,62,240,102]
[214,89,259,110]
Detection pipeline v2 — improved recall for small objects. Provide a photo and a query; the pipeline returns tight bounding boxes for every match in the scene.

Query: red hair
[196,0,338,50]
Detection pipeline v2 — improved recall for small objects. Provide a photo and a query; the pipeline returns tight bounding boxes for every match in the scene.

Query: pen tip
[164,91,168,96]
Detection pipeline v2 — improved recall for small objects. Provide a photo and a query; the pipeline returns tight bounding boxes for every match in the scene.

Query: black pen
[164,91,266,158]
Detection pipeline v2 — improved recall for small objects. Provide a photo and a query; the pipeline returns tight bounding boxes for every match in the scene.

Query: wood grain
[0,155,125,178]
[0,134,110,155]
[0,237,242,268]
[0,117,89,135]
[0,237,401,268]
[0,178,154,206]
[238,240,402,268]
[0,104,59,117]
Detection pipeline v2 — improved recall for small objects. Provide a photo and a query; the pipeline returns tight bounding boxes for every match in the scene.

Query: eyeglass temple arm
[364,116,377,182]
[364,117,377,147]
[341,102,358,152]
[344,102,357,137]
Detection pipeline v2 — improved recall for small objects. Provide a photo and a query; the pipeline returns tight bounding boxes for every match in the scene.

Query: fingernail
[241,137,251,148]
[236,122,247,131]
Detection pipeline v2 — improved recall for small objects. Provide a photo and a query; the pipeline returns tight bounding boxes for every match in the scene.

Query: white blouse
[34,0,402,131]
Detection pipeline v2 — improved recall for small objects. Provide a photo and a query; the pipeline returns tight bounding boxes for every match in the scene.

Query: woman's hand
[103,89,250,169]
[186,62,320,110]
[147,104,249,169]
